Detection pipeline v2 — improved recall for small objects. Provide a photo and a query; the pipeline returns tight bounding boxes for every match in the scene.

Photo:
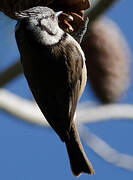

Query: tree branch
[0,88,47,126]
[85,0,119,22]
[1,88,133,127]
[0,61,22,87]
[79,125,133,172]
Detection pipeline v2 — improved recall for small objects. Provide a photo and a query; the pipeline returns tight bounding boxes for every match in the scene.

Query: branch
[0,61,22,87]
[76,102,133,124]
[0,88,47,126]
[79,125,133,171]
[1,88,133,127]
[85,0,119,22]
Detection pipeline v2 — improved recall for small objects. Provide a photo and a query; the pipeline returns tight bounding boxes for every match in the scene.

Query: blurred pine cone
[81,18,130,103]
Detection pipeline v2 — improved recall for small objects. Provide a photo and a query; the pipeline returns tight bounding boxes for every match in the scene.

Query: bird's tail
[65,122,95,176]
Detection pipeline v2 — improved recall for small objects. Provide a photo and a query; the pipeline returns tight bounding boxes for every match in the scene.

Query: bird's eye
[50,14,55,20]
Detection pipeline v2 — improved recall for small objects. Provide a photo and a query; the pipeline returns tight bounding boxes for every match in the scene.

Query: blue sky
[0,1,133,180]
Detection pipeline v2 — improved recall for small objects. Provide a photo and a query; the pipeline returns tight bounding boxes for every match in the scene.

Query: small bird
[15,6,94,176]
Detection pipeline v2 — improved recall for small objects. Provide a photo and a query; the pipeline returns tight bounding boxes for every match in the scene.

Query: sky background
[0,0,133,180]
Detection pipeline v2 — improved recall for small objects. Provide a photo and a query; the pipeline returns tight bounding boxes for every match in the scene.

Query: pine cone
[81,18,130,103]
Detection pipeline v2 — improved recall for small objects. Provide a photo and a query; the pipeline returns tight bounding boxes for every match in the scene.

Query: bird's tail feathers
[65,122,94,176]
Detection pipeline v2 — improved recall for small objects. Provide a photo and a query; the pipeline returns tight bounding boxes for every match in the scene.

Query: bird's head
[15,6,65,46]
[16,6,63,35]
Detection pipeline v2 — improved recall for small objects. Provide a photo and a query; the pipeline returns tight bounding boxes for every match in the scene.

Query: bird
[15,6,94,176]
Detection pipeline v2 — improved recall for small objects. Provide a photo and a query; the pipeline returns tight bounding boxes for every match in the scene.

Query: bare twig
[0,61,22,87]
[0,88,47,126]
[79,125,133,171]
[85,0,119,22]
[1,88,133,126]
[76,102,133,124]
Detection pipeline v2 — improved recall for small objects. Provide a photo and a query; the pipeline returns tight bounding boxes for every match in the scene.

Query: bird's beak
[55,11,63,17]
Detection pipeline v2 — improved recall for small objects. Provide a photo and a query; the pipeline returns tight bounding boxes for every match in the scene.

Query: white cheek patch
[40,26,64,46]
[40,19,46,26]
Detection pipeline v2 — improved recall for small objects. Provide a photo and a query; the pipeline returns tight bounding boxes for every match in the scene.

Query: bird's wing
[16,24,85,141]
[28,37,85,141]
[48,36,85,140]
